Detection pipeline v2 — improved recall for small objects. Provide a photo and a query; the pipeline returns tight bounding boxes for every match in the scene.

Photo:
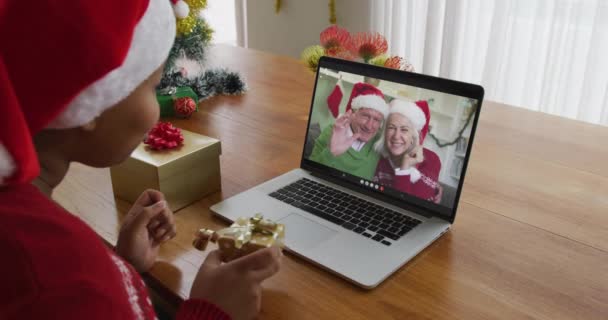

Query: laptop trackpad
[279,213,338,250]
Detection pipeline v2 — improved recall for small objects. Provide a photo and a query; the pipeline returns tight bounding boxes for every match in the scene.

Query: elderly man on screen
[309,82,389,180]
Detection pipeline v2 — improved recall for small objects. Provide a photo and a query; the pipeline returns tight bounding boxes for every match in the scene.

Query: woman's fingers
[229,247,282,276]
[133,189,164,208]
[146,206,176,243]
[148,219,160,229]
[150,220,177,242]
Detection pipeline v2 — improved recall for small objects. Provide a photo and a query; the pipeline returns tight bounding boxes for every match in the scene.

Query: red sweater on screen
[0,183,230,320]
[373,148,442,201]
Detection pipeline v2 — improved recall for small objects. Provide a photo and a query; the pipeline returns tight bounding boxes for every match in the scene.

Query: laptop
[211,56,484,288]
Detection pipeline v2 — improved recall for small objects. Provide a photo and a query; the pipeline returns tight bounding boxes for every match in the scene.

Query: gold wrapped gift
[110,129,221,212]
[193,214,285,262]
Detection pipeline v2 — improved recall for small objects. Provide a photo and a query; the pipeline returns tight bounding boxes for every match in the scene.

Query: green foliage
[165,18,213,72]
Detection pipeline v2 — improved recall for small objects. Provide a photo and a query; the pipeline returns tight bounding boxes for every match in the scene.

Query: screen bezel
[300,56,484,223]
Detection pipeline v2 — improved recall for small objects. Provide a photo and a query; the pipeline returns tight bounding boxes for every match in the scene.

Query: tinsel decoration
[161,0,246,104]
[159,69,247,102]
[176,15,197,35]
[275,0,282,13]
[165,21,213,72]
[329,0,336,24]
[175,0,209,36]
[185,0,207,11]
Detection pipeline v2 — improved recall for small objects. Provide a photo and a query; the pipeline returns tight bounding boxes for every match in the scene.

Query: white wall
[242,0,371,58]
[204,0,237,45]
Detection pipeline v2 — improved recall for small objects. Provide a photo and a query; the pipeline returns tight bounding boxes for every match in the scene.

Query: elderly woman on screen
[372,99,443,203]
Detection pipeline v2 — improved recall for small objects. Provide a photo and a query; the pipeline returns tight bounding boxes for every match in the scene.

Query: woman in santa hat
[0,1,280,319]
[373,99,443,203]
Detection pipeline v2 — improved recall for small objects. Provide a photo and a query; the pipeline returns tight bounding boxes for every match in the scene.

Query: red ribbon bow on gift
[144,121,184,150]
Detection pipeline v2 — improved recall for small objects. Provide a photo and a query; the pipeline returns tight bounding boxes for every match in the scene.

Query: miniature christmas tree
[159,0,246,107]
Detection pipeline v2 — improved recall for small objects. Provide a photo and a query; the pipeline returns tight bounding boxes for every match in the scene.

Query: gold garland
[329,0,336,24]
[175,0,209,35]
[186,0,207,11]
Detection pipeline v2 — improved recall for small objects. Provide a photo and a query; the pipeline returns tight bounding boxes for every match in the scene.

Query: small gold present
[193,214,285,262]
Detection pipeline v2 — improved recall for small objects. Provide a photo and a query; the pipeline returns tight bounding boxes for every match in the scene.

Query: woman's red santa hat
[0,0,176,185]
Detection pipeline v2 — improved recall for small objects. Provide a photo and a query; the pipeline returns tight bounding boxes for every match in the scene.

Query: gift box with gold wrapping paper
[193,214,285,262]
[110,122,221,212]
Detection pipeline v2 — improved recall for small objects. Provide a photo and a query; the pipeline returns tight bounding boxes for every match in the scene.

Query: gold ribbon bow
[195,214,279,250]
[216,213,278,249]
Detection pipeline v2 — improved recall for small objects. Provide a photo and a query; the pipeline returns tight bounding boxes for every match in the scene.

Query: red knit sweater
[0,184,230,320]
[373,148,442,201]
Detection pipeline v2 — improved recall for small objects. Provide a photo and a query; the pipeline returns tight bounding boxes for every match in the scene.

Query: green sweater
[309,125,381,180]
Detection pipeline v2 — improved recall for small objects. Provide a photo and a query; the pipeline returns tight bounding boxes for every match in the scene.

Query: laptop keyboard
[269,178,422,246]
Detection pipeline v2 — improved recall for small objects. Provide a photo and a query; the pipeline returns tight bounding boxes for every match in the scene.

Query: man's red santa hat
[347,82,389,118]
[0,0,176,185]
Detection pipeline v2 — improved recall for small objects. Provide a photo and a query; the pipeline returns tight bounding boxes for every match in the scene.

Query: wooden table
[55,44,608,319]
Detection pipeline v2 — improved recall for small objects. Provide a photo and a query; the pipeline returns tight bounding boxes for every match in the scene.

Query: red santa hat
[344,82,389,118]
[0,0,176,185]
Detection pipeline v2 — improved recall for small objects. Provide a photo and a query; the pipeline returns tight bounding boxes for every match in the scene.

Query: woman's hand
[329,110,359,156]
[401,144,424,169]
[190,247,282,320]
[116,189,176,273]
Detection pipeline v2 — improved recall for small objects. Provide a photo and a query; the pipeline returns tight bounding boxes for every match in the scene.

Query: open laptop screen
[301,57,483,220]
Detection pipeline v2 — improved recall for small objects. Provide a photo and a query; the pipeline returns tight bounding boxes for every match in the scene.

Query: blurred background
[206,0,608,126]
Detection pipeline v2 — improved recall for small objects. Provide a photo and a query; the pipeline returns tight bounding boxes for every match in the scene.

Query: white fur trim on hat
[0,143,16,184]
[47,0,176,129]
[388,99,426,132]
[351,94,389,118]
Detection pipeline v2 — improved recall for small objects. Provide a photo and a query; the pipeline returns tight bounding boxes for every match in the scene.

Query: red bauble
[144,122,184,150]
[173,97,196,118]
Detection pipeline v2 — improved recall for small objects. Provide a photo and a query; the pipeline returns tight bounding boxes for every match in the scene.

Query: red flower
[384,56,403,69]
[350,32,388,62]
[144,122,184,150]
[320,25,351,54]
[330,49,356,61]
[384,56,415,72]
